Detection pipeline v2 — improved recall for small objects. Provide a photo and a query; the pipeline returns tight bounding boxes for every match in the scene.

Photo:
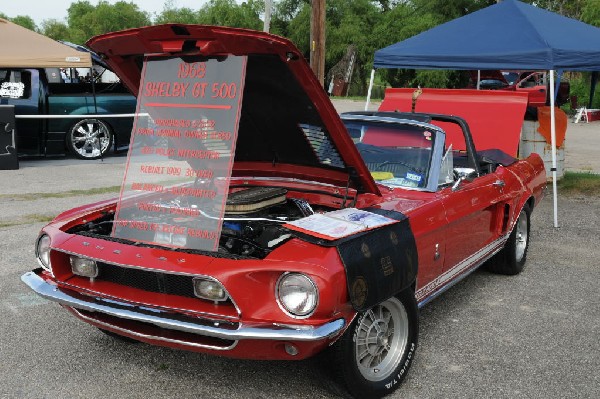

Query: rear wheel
[67,119,113,159]
[331,289,418,398]
[488,204,531,275]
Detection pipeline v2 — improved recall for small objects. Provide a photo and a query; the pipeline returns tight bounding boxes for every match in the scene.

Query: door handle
[493,180,505,188]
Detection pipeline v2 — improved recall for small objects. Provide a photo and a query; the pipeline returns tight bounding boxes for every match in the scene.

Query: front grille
[96,262,196,298]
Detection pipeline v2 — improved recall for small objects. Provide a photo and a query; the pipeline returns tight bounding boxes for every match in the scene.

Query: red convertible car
[22,25,546,398]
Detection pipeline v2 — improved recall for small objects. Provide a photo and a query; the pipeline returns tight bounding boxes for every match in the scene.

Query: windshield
[343,120,436,189]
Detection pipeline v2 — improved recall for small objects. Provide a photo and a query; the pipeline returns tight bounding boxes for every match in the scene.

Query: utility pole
[264,0,272,32]
[310,0,326,87]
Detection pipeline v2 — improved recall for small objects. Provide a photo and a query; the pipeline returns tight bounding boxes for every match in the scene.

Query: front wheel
[332,289,418,398]
[67,119,113,159]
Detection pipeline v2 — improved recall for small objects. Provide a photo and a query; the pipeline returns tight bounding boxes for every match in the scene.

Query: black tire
[487,203,531,275]
[331,289,419,399]
[98,328,140,344]
[67,119,113,160]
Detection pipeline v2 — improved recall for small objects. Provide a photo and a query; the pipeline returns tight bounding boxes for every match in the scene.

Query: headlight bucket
[276,273,318,318]
[36,234,52,273]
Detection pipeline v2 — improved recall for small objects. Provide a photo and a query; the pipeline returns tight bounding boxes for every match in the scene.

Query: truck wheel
[332,289,418,398]
[67,119,113,159]
[487,204,531,275]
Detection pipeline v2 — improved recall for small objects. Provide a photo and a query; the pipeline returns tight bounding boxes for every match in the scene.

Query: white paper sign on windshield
[111,55,247,252]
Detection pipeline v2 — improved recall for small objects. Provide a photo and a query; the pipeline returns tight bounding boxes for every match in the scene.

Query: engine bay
[67,186,328,259]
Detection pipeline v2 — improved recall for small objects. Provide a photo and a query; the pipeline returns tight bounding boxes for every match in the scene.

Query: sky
[0,0,215,27]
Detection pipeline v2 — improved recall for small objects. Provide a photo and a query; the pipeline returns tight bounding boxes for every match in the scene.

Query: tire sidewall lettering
[384,341,416,391]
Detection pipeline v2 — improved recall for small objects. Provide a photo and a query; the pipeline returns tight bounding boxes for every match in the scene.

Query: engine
[69,186,317,259]
[217,186,314,257]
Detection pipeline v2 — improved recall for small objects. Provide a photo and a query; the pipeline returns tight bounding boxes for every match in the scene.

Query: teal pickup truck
[0,67,136,159]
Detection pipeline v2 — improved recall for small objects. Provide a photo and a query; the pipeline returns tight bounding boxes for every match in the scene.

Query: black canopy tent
[367,0,600,227]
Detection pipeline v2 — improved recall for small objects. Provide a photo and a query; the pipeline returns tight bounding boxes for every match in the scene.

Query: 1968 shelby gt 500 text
[22,25,546,398]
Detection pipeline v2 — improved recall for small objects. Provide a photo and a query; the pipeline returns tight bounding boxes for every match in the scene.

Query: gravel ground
[0,99,598,398]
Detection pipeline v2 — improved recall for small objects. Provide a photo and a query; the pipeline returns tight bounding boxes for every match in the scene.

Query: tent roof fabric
[0,18,92,68]
[374,0,600,71]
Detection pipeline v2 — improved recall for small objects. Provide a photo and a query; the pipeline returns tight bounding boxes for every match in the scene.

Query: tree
[324,0,383,92]
[271,0,310,37]
[41,19,72,41]
[524,0,587,19]
[67,1,150,44]
[154,0,199,24]
[278,2,311,53]
[581,0,600,27]
[9,15,37,31]
[196,0,263,30]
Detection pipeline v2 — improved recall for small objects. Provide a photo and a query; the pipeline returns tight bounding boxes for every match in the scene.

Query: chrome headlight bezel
[276,272,319,319]
[35,234,52,273]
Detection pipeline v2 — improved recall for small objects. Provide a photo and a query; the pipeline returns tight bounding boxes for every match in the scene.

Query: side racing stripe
[415,234,509,307]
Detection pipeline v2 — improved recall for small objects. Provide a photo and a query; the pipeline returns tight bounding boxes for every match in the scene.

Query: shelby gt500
[22,25,545,398]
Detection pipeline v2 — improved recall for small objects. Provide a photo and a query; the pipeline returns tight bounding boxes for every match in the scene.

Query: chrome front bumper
[21,271,345,342]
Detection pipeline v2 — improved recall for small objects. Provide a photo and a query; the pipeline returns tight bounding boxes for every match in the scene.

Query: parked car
[0,65,136,159]
[468,70,570,107]
[22,25,546,399]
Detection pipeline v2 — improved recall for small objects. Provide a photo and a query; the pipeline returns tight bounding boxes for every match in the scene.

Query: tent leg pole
[549,70,559,228]
[365,69,375,111]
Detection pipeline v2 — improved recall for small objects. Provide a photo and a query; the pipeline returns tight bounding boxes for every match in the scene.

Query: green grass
[558,171,600,195]
[0,186,121,201]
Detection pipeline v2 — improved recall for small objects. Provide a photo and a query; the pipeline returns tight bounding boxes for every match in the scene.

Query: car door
[0,69,44,155]
[439,172,505,273]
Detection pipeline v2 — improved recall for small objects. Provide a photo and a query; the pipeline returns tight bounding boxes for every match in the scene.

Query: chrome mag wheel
[355,297,409,382]
[331,289,418,398]
[68,119,112,159]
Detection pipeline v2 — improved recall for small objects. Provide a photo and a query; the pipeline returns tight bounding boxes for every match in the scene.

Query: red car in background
[470,70,570,107]
[22,25,546,398]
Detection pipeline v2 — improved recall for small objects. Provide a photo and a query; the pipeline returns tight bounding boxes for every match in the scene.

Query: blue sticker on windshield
[406,172,423,182]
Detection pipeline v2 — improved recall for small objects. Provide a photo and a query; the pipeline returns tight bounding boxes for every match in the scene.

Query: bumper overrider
[22,270,345,357]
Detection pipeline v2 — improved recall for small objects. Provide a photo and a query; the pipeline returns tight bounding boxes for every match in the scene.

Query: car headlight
[276,273,318,318]
[193,277,228,302]
[36,234,52,272]
[70,256,98,279]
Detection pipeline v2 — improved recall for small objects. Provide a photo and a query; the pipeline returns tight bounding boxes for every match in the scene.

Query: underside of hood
[86,25,379,195]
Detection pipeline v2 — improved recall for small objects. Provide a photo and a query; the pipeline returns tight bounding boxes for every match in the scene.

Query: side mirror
[451,168,477,191]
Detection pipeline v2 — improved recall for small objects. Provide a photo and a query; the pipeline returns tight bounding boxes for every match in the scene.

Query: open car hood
[86,24,379,195]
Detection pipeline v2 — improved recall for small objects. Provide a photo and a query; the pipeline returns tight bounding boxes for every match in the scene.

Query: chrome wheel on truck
[67,119,113,159]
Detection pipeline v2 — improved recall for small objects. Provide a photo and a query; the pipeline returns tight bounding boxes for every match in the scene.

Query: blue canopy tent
[366,0,600,227]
